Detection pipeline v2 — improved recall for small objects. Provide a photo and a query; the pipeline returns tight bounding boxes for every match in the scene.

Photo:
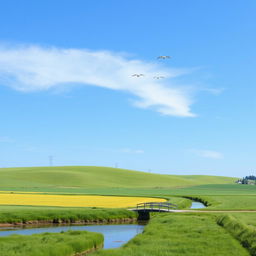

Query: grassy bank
[92,213,249,256]
[173,197,192,209]
[0,230,103,256]
[217,214,256,255]
[230,213,256,228]
[0,207,137,225]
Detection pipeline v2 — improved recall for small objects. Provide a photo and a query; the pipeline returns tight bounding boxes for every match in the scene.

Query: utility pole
[49,155,53,166]
[115,162,118,168]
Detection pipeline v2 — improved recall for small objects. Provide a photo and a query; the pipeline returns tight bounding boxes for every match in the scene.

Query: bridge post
[137,211,150,221]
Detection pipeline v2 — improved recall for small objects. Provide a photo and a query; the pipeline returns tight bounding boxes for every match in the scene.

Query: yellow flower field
[0,193,166,208]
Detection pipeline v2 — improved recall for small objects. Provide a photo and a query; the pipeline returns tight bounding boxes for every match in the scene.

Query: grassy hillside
[0,166,236,190]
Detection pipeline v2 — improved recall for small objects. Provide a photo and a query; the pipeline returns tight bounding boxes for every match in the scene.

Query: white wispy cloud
[0,136,14,143]
[0,44,202,117]
[191,149,223,159]
[121,148,144,154]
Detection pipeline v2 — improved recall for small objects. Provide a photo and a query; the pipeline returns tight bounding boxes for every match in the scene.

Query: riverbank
[0,217,138,228]
[0,230,104,256]
[0,207,138,227]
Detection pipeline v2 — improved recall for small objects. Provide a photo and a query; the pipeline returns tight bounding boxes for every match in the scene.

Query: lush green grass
[0,230,103,256]
[176,184,256,210]
[0,166,236,190]
[217,214,256,256]
[197,195,256,210]
[175,184,256,195]
[0,207,137,224]
[228,212,256,228]
[92,213,249,256]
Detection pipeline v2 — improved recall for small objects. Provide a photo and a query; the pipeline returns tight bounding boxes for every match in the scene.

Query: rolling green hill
[0,166,236,190]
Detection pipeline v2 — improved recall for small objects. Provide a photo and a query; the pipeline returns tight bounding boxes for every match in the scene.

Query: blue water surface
[0,224,144,249]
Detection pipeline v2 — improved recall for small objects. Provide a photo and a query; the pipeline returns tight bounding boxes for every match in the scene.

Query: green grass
[0,230,103,256]
[0,207,137,224]
[175,184,256,195]
[197,195,256,210]
[217,214,256,256]
[228,212,256,228]
[92,213,249,256]
[0,166,236,190]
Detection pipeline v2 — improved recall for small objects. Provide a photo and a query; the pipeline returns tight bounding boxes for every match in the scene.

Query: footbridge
[131,202,178,220]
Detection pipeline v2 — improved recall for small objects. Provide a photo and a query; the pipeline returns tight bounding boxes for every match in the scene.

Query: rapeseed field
[0,193,165,207]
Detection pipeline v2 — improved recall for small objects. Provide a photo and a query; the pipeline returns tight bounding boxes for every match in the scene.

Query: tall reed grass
[0,208,137,224]
[217,214,256,255]
[0,230,103,256]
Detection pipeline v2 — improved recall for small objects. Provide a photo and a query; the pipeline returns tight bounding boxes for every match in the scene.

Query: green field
[0,166,256,255]
[0,166,236,190]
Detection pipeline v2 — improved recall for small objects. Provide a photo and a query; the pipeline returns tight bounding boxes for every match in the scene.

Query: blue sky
[0,0,255,177]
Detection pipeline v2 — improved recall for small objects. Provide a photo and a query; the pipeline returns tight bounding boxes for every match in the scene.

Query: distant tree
[237,175,256,185]
[244,175,256,180]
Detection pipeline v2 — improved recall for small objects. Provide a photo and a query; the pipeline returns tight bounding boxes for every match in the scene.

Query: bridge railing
[136,201,178,211]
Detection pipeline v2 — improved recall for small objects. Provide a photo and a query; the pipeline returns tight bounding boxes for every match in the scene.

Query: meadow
[92,213,250,256]
[0,230,103,256]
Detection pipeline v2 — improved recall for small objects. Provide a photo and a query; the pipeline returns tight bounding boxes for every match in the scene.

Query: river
[190,201,206,209]
[0,223,145,249]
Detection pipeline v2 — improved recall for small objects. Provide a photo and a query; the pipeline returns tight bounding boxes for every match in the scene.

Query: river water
[0,224,145,249]
[190,201,206,209]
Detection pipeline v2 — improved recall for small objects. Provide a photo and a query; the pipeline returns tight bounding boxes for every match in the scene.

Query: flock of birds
[132,55,171,79]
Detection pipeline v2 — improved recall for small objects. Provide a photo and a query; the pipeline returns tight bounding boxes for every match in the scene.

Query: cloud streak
[0,136,14,143]
[192,149,223,159]
[0,45,197,117]
[121,148,144,154]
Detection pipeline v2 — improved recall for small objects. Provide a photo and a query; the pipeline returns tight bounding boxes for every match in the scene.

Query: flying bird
[132,74,144,77]
[153,76,165,79]
[157,55,171,59]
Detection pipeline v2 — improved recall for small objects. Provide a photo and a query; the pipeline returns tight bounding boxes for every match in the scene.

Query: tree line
[236,175,256,185]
